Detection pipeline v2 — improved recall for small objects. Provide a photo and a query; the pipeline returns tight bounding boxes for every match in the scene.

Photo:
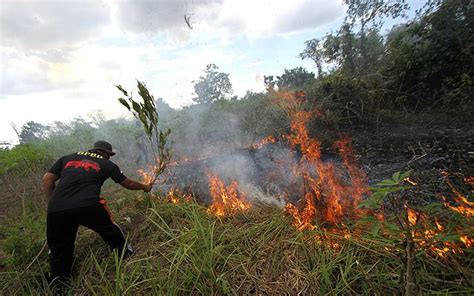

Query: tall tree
[18,121,48,144]
[264,67,315,90]
[193,64,233,104]
[301,0,408,76]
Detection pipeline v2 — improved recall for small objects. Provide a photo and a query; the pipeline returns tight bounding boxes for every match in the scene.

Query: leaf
[400,170,413,180]
[132,101,141,114]
[376,179,398,186]
[392,171,401,183]
[118,98,131,111]
[115,85,128,96]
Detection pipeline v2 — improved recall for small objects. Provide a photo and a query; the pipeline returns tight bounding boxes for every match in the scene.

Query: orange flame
[442,190,474,217]
[166,188,193,204]
[407,208,418,226]
[460,235,473,248]
[280,91,369,229]
[407,208,471,257]
[138,165,156,184]
[251,136,277,149]
[207,173,251,217]
[167,188,180,204]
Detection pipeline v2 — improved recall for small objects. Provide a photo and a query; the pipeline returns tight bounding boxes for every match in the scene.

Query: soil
[351,119,473,205]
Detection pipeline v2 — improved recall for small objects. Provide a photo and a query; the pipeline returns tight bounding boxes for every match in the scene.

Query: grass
[0,191,473,295]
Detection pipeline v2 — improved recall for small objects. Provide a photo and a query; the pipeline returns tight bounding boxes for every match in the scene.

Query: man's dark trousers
[47,200,130,278]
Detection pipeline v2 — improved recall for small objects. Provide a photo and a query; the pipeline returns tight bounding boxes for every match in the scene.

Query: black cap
[93,140,116,156]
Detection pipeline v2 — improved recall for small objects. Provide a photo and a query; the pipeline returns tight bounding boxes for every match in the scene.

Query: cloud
[114,0,345,40]
[216,0,345,39]
[0,0,110,57]
[114,0,222,36]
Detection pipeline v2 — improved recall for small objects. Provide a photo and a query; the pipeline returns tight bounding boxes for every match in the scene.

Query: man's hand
[120,178,153,192]
[143,183,153,193]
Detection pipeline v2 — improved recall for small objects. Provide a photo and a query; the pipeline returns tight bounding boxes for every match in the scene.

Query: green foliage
[17,121,49,144]
[264,67,315,90]
[0,144,51,176]
[344,0,409,30]
[385,0,473,111]
[117,80,171,183]
[359,170,412,210]
[0,212,46,267]
[193,64,233,104]
[300,0,473,124]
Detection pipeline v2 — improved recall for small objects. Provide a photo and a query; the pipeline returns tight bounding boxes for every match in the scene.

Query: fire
[407,208,418,226]
[279,91,369,229]
[251,136,277,149]
[407,207,471,257]
[167,188,180,204]
[404,177,417,185]
[138,165,156,184]
[166,188,193,204]
[442,189,474,217]
[284,201,316,231]
[207,173,251,217]
[460,235,473,248]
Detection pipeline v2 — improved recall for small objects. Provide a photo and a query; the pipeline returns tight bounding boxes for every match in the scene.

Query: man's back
[48,151,126,213]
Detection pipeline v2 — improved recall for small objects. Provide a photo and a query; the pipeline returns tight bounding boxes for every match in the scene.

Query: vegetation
[1,182,472,294]
[192,64,233,104]
[0,0,472,294]
[117,81,172,184]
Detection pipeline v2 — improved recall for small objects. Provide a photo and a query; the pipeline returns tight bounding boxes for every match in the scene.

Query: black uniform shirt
[47,151,127,213]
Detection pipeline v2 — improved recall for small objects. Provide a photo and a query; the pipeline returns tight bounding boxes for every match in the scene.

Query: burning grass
[1,190,473,295]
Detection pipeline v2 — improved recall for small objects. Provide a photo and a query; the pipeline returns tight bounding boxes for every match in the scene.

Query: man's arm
[42,172,60,198]
[120,178,152,192]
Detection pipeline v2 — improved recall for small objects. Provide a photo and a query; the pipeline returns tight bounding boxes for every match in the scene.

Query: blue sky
[0,0,426,143]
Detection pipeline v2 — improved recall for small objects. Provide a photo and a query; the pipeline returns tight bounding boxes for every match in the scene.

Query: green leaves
[0,145,51,176]
[358,170,413,210]
[118,98,131,111]
[374,170,412,187]
[116,80,160,137]
[116,81,172,184]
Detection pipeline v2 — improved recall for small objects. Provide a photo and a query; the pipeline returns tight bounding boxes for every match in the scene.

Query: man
[41,140,152,283]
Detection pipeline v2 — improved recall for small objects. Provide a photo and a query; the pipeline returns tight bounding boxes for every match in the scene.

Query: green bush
[0,144,52,177]
[0,213,46,268]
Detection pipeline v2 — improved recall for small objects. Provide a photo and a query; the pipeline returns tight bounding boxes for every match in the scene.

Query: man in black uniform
[41,140,152,283]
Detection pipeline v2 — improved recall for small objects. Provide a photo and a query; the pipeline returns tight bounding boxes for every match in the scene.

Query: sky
[0,0,426,144]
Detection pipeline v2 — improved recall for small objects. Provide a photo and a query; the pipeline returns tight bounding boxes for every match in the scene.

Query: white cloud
[0,0,346,141]
[0,0,111,57]
[114,0,345,40]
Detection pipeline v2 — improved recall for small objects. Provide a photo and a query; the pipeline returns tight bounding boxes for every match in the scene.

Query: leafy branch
[116,81,171,184]
[358,170,412,210]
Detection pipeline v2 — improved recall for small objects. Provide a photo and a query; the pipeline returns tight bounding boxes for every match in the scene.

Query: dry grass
[0,191,473,295]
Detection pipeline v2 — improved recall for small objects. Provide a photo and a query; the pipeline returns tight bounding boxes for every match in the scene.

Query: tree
[343,0,409,33]
[276,67,315,89]
[264,67,315,90]
[301,0,408,76]
[192,64,233,104]
[385,0,474,110]
[18,121,48,144]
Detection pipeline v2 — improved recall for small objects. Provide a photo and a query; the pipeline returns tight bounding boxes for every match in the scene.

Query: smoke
[164,104,300,207]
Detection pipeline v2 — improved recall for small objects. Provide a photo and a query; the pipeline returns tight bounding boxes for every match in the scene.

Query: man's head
[92,140,116,159]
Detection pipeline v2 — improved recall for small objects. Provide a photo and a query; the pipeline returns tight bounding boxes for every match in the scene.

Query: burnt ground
[350,119,474,205]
